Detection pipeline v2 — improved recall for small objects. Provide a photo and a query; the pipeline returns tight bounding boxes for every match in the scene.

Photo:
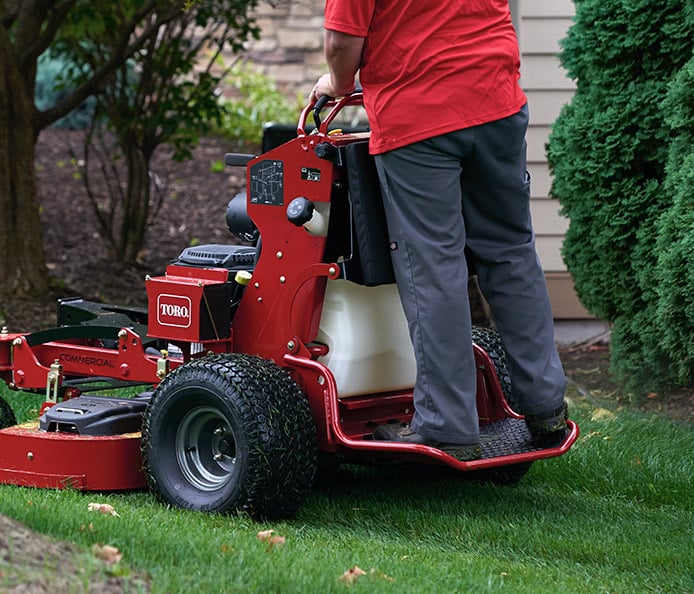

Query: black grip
[312,95,333,129]
[224,153,255,167]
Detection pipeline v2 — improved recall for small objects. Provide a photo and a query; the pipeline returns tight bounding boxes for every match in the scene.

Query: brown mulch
[3,128,246,334]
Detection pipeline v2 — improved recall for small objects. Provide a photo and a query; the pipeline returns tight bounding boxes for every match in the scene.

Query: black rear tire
[471,326,516,411]
[472,327,532,485]
[471,461,533,485]
[0,396,16,429]
[142,353,318,519]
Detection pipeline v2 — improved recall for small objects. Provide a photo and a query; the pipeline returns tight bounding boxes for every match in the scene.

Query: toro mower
[0,95,578,519]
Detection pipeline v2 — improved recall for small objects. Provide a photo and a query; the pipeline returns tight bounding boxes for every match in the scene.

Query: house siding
[241,0,590,318]
[518,0,589,318]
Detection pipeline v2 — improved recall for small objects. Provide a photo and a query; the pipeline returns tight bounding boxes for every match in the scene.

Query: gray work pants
[374,104,566,445]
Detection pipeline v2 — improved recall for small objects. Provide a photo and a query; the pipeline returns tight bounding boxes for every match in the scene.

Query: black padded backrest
[343,141,396,286]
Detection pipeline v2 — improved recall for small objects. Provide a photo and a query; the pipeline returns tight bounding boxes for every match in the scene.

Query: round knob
[314,142,336,161]
[286,197,315,226]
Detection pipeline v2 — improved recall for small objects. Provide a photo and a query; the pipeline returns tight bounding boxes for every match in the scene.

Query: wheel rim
[175,405,237,491]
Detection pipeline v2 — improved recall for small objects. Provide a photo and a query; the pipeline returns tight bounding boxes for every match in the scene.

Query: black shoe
[373,423,482,461]
[525,401,569,448]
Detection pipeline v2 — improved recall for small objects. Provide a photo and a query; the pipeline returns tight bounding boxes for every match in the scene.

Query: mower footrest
[480,418,548,458]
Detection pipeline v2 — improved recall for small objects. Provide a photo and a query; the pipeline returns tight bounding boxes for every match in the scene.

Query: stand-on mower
[0,95,578,519]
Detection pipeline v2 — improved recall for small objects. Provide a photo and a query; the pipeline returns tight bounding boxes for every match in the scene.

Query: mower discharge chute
[0,95,578,519]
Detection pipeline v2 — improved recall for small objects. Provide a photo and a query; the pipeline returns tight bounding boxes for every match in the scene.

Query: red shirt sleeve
[324,0,375,37]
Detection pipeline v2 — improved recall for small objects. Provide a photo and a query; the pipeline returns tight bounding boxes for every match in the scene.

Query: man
[311,0,568,461]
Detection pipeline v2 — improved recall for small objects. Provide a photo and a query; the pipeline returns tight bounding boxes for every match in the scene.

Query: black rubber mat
[479,417,544,458]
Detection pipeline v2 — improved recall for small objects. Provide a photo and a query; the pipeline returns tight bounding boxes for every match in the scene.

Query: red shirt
[324,0,527,154]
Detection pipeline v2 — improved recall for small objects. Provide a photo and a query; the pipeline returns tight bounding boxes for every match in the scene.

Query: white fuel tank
[316,280,416,397]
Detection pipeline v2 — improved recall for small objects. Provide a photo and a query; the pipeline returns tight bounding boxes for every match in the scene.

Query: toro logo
[157,294,192,328]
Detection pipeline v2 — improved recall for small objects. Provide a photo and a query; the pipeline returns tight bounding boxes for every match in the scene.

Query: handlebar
[297,92,364,138]
[312,95,332,128]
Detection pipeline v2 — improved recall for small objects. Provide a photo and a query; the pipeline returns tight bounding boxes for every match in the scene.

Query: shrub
[546,0,693,392]
[34,52,95,130]
[215,61,303,150]
[652,57,694,387]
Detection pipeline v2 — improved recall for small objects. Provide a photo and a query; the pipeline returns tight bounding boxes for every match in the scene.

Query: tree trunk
[119,144,151,264]
[0,34,49,299]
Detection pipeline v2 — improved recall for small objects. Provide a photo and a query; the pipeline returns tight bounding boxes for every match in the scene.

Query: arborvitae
[547,0,693,392]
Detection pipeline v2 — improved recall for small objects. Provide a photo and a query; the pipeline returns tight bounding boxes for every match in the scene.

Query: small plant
[215,61,303,150]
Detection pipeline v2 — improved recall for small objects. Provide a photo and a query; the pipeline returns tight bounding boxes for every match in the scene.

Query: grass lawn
[1,385,692,593]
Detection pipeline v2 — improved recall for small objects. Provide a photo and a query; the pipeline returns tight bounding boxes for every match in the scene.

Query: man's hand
[310,29,364,102]
[310,73,343,103]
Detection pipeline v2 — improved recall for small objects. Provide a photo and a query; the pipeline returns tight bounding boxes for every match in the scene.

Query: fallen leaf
[646,392,658,399]
[256,529,274,541]
[92,544,122,565]
[88,503,119,517]
[339,566,367,584]
[590,408,615,421]
[256,529,286,547]
[369,568,394,583]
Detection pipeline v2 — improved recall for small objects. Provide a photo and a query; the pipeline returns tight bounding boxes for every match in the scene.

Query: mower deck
[0,422,146,491]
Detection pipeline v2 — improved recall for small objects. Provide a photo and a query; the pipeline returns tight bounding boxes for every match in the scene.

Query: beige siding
[521,56,576,90]
[531,200,569,236]
[520,19,569,54]
[523,0,575,18]
[520,2,590,317]
[525,90,574,125]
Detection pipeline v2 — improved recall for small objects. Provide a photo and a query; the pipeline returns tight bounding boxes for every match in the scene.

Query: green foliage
[216,61,303,150]
[652,57,694,387]
[547,0,694,392]
[34,52,95,130]
[43,0,261,264]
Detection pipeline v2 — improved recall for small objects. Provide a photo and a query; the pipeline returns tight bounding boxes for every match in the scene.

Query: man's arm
[311,29,365,100]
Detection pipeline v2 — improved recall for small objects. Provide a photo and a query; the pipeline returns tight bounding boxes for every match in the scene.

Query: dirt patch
[0,514,149,593]
[560,342,693,424]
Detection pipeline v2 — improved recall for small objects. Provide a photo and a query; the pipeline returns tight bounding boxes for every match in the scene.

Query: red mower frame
[0,94,578,517]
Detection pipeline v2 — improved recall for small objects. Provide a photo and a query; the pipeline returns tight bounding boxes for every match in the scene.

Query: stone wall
[244,0,326,99]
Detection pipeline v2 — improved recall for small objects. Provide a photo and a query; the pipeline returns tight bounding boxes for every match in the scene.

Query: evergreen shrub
[547,0,693,392]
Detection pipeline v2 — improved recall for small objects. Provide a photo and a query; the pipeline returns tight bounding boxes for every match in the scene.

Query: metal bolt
[276,251,283,259]
[287,340,295,351]
[27,452,34,461]
[279,276,286,284]
[118,329,127,340]
[329,266,337,276]
[214,427,224,435]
